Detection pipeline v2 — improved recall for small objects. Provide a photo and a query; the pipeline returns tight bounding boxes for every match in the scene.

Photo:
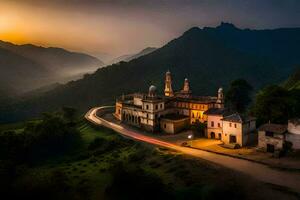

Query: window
[234,124,237,128]
[229,123,232,127]
[164,124,166,129]
[266,131,274,137]
[160,104,163,108]
[146,105,149,109]
[118,109,121,114]
[146,114,149,118]
[218,123,221,127]
[155,105,158,110]
[211,121,214,127]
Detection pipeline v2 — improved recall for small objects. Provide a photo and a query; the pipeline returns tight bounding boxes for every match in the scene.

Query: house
[204,108,230,140]
[258,124,287,153]
[286,119,300,150]
[221,113,256,147]
[160,114,189,134]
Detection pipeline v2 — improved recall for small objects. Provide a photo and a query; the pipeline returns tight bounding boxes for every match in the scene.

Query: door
[229,135,237,143]
[211,132,215,139]
[218,133,222,140]
[267,144,275,153]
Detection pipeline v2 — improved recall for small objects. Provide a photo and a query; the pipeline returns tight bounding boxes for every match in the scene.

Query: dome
[148,85,157,97]
[218,87,223,93]
[185,78,188,81]
[166,70,171,75]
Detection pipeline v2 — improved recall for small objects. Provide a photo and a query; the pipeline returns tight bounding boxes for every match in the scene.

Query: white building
[221,113,256,147]
[204,110,256,147]
[204,108,230,140]
[287,119,300,150]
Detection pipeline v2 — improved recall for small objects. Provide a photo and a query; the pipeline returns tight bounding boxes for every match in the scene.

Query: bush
[0,113,81,164]
[105,163,172,200]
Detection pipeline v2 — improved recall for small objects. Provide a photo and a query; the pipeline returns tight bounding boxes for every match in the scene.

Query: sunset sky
[1,0,300,60]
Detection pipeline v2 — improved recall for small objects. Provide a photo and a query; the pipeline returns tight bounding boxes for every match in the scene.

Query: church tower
[216,87,224,108]
[179,78,192,98]
[164,70,174,97]
[183,78,190,93]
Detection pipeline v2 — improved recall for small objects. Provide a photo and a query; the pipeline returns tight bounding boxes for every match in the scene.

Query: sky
[0,0,300,61]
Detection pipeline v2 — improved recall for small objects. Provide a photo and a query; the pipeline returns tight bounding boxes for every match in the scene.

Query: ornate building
[114,71,224,134]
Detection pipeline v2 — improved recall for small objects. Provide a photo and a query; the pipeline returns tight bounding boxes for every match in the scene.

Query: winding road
[85,107,300,193]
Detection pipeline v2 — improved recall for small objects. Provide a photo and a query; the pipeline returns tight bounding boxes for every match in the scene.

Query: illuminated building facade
[114,71,224,133]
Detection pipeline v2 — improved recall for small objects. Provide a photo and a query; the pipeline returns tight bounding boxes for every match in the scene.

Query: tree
[62,107,77,124]
[225,79,253,113]
[251,85,293,125]
[190,121,206,137]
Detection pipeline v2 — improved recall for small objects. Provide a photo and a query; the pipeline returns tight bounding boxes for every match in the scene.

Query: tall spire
[183,78,190,92]
[164,70,174,97]
[216,87,224,108]
[179,78,192,97]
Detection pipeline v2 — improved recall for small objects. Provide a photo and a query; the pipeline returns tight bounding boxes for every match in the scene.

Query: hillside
[109,47,157,64]
[205,22,300,68]
[0,41,103,93]
[0,47,53,93]
[1,23,300,122]
[283,67,300,90]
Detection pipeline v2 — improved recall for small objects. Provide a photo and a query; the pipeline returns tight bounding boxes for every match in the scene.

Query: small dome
[185,78,188,81]
[148,85,157,97]
[218,87,223,93]
[166,70,171,75]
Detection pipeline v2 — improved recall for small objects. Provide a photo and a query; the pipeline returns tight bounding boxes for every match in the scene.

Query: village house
[204,108,256,147]
[221,113,256,147]
[258,123,287,153]
[204,107,230,140]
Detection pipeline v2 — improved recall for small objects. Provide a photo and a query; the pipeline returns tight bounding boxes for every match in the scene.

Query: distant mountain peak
[109,46,157,64]
[183,27,202,35]
[217,22,239,30]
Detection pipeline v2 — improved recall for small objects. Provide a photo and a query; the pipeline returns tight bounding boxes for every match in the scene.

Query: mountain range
[0,41,104,94]
[1,22,300,123]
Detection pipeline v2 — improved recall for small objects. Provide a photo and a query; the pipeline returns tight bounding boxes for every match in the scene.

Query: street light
[188,134,194,147]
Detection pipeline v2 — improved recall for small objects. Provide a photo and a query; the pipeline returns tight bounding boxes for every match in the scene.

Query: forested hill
[205,22,300,67]
[1,23,300,123]
[283,67,300,90]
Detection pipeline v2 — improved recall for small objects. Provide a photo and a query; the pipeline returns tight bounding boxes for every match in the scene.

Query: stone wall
[160,118,189,134]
